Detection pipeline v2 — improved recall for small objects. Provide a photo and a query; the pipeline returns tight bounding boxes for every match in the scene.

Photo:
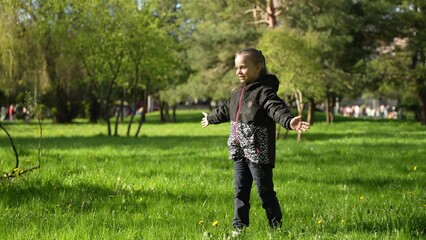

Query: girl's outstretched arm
[201,112,209,128]
[289,116,310,132]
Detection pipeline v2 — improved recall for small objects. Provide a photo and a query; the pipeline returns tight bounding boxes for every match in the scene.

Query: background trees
[0,0,424,128]
[362,0,426,124]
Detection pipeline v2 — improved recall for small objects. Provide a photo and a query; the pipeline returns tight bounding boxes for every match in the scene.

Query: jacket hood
[255,74,280,92]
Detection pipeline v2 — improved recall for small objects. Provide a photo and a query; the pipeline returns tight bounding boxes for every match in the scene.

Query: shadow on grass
[1,135,228,150]
[0,178,219,214]
[290,174,421,191]
[294,128,425,142]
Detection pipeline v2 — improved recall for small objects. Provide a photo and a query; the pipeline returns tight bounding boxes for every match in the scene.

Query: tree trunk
[120,89,126,123]
[114,107,121,136]
[294,89,303,141]
[127,63,139,136]
[104,83,115,137]
[411,50,426,125]
[44,41,72,123]
[164,102,170,122]
[307,97,315,125]
[114,89,126,137]
[88,90,100,123]
[42,18,73,123]
[104,57,123,136]
[172,104,177,122]
[416,76,426,125]
[105,104,112,136]
[54,84,72,123]
[159,101,165,122]
[135,79,149,138]
[266,0,277,28]
[325,93,335,124]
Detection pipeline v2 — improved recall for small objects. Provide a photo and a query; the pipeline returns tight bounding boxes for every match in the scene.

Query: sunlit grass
[0,111,425,239]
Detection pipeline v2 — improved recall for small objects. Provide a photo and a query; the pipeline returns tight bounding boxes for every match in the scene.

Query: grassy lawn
[0,110,425,239]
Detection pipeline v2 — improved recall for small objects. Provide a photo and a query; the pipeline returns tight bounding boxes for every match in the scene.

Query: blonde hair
[236,48,268,76]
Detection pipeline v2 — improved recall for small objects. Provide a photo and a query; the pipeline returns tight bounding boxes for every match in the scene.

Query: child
[201,48,310,231]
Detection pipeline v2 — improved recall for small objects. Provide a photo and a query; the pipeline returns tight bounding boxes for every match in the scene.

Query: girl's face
[235,54,261,84]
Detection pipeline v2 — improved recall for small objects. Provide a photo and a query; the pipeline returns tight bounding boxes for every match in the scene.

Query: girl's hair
[236,48,268,76]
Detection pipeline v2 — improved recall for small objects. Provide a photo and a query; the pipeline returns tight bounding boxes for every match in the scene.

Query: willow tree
[0,1,46,103]
[12,0,83,123]
[0,3,17,98]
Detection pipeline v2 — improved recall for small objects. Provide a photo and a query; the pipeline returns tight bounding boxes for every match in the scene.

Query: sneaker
[231,228,244,238]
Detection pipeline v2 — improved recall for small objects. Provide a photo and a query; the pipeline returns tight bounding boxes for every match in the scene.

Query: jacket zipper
[234,84,246,144]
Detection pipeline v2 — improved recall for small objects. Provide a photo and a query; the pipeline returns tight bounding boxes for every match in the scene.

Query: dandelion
[316,219,323,225]
[212,220,219,227]
[198,220,204,225]
[360,195,365,201]
[413,165,417,171]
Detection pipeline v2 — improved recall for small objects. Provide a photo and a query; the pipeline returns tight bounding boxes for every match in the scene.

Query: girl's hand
[201,112,209,128]
[290,116,310,132]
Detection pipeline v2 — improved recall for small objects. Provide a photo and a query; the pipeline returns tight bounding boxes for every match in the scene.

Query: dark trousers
[232,158,282,228]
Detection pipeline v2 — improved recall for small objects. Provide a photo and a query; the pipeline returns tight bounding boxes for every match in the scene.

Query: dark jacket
[206,74,294,167]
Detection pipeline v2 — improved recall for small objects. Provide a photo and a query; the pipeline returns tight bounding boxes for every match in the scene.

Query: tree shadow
[0,178,224,214]
[1,135,228,150]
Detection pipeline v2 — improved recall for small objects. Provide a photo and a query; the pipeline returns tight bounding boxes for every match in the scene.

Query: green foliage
[181,0,260,101]
[0,110,425,239]
[259,27,324,99]
[361,0,426,123]
[266,0,363,102]
[1,0,426,124]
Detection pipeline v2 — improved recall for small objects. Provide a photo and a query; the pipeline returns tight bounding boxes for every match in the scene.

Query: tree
[0,3,16,99]
[72,0,127,135]
[0,1,47,104]
[180,0,260,103]
[363,0,426,124]
[257,0,377,126]
[260,27,325,127]
[9,0,85,123]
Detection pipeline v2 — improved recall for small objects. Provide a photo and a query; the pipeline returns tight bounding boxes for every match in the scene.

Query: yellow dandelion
[212,220,219,227]
[413,165,417,171]
[360,195,365,201]
[423,204,426,208]
[316,219,323,225]
[198,220,204,225]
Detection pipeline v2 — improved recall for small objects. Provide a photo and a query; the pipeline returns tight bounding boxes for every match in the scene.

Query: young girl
[201,48,310,231]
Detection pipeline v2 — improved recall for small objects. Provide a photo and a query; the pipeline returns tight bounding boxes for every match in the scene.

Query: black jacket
[206,74,294,167]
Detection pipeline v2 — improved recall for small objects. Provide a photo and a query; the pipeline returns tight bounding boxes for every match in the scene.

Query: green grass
[0,110,425,239]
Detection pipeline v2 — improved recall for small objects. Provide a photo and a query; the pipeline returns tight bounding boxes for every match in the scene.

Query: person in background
[8,104,15,121]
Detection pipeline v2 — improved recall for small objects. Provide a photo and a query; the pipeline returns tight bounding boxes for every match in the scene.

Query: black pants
[232,158,282,228]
